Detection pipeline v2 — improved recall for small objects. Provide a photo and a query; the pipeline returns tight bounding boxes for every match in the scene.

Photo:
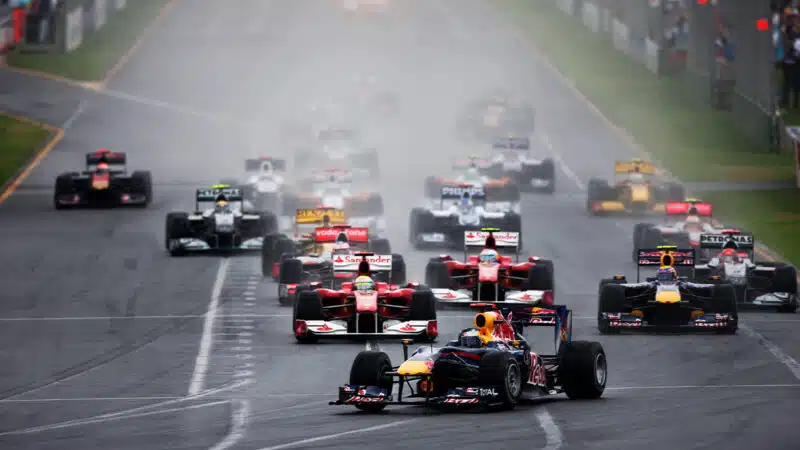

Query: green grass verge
[492,0,794,183]
[696,189,800,265]
[0,115,52,187]
[6,0,169,81]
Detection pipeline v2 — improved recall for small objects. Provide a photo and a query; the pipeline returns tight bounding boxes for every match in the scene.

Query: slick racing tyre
[558,341,607,400]
[478,352,523,410]
[165,212,190,256]
[349,351,394,412]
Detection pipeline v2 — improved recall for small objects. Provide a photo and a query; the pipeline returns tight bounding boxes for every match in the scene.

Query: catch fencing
[554,0,777,151]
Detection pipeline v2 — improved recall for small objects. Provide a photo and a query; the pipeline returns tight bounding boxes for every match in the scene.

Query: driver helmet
[332,242,350,255]
[656,266,678,283]
[719,247,741,262]
[353,275,376,292]
[215,193,230,211]
[479,248,501,265]
[459,192,473,210]
[96,162,110,172]
[458,328,484,348]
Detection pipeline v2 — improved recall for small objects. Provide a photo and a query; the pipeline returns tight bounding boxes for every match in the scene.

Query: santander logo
[334,254,390,264]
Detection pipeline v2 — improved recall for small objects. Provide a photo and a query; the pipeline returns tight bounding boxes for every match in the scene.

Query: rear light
[541,291,554,306]
[294,320,308,336]
[426,320,438,337]
[272,263,280,278]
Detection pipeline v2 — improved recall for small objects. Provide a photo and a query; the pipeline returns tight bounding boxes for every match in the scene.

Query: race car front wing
[168,237,263,252]
[330,384,504,408]
[295,319,438,340]
[600,312,736,331]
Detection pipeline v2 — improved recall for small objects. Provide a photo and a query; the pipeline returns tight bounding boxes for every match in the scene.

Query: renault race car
[293,128,379,176]
[165,185,277,256]
[409,185,522,249]
[424,157,521,206]
[694,230,798,312]
[597,246,738,334]
[221,157,286,212]
[292,253,437,342]
[632,200,720,263]
[424,229,554,306]
[485,137,555,193]
[54,149,153,209]
[456,92,536,143]
[330,302,606,412]
[587,159,685,216]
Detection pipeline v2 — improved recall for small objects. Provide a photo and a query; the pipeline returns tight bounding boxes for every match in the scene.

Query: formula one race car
[283,169,385,226]
[485,137,555,193]
[330,302,607,412]
[276,226,406,305]
[587,159,685,216]
[597,246,738,334]
[456,91,536,144]
[293,128,379,175]
[694,230,798,312]
[165,185,277,256]
[54,149,153,209]
[410,186,522,249]
[424,229,554,306]
[220,157,287,212]
[632,200,720,263]
[292,253,438,343]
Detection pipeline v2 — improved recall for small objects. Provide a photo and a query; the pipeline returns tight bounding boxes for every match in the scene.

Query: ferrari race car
[275,226,406,305]
[597,246,738,334]
[292,253,438,342]
[165,185,277,256]
[425,229,554,306]
[330,303,607,412]
[220,157,286,212]
[633,200,720,263]
[485,137,555,193]
[54,149,153,209]
[694,230,798,312]
[456,92,536,144]
[587,159,685,216]
[409,185,521,249]
[293,128,379,176]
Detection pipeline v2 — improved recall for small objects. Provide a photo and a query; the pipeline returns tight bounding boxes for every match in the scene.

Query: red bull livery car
[54,149,153,208]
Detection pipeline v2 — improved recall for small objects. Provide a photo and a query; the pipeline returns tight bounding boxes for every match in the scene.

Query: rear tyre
[261,233,285,277]
[424,261,451,289]
[586,179,610,215]
[408,289,437,321]
[279,259,305,285]
[371,238,391,255]
[349,351,393,412]
[478,352,523,410]
[710,284,738,334]
[773,265,799,313]
[390,253,406,285]
[597,284,626,334]
[527,260,554,291]
[165,212,190,256]
[559,341,607,399]
[294,291,324,343]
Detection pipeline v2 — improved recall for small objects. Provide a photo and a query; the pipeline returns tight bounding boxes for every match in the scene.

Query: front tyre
[478,352,523,410]
[349,351,394,412]
[559,341,607,399]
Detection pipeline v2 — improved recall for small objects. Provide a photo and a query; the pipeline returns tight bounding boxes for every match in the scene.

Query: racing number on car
[528,358,546,387]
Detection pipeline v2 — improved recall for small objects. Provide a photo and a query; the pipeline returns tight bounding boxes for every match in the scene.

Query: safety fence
[552,0,778,152]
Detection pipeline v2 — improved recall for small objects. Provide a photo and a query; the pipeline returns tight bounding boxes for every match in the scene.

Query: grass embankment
[0,114,52,187]
[6,0,170,81]
[493,0,800,264]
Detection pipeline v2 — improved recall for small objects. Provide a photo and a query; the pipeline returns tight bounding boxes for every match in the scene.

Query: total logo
[334,254,390,264]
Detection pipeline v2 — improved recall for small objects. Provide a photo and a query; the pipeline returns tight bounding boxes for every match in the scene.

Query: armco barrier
[549,0,777,152]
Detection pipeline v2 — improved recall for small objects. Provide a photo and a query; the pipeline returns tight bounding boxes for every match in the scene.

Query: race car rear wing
[636,246,695,281]
[699,231,754,249]
[295,208,346,225]
[492,137,530,150]
[614,160,655,174]
[332,254,392,273]
[440,185,486,200]
[314,226,369,243]
[86,151,126,170]
[470,303,574,353]
[665,201,712,217]
[245,157,286,172]
[464,230,520,261]
[195,186,244,211]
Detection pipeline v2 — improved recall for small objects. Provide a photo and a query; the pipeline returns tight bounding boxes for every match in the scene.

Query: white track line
[257,419,419,450]
[62,100,86,131]
[189,259,230,396]
[209,399,250,450]
[740,325,800,380]
[535,409,564,449]
[606,383,800,391]
[541,133,585,190]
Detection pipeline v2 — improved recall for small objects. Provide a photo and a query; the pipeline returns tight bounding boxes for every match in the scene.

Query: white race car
[486,137,555,193]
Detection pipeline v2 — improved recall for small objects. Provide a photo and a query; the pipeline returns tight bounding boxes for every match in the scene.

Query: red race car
[424,228,554,306]
[293,253,437,343]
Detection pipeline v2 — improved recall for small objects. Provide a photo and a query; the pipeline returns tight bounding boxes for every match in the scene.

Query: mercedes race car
[330,303,606,412]
[694,230,798,312]
[54,149,153,209]
[424,229,554,306]
[292,253,438,342]
[633,200,720,263]
[597,246,738,334]
[165,185,277,256]
[587,159,685,216]
[409,185,521,249]
[456,92,536,144]
[293,128,379,176]
[485,137,555,193]
[220,157,286,212]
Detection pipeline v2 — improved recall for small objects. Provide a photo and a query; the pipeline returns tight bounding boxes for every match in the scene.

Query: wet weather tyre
[279,259,305,285]
[478,352,523,410]
[559,341,607,400]
[349,351,393,412]
[408,290,437,322]
[710,284,738,333]
[527,260,554,291]
[598,284,626,335]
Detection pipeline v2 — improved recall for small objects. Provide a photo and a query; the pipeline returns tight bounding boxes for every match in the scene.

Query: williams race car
[597,246,738,334]
[632,200,720,263]
[165,185,277,256]
[409,185,522,249]
[424,229,554,306]
[292,253,437,342]
[587,159,685,216]
[330,302,606,412]
[485,137,555,193]
[694,230,798,312]
[54,149,153,209]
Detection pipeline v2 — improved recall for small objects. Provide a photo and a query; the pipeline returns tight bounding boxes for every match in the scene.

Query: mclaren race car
[456,91,536,144]
[485,137,555,193]
[220,157,286,212]
[292,253,437,342]
[54,149,153,208]
[694,230,798,312]
[165,185,277,256]
[409,185,521,249]
[633,200,720,263]
[330,303,606,412]
[597,246,738,334]
[293,127,379,175]
[587,159,685,216]
[424,229,554,306]
[275,226,406,305]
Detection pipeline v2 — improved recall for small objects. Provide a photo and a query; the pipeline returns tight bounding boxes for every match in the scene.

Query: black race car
[54,150,152,209]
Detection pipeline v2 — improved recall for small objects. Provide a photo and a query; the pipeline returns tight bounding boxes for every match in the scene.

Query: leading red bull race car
[424,228,555,306]
[293,253,438,343]
[330,302,606,412]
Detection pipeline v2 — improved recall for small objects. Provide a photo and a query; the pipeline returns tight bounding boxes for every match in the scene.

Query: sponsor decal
[528,359,546,387]
[609,321,642,327]
[333,254,390,264]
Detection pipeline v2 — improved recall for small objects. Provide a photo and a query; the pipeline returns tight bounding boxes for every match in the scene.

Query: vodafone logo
[334,254,390,264]
[315,227,368,239]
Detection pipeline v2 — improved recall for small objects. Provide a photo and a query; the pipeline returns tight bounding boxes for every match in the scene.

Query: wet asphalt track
[1,0,799,449]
